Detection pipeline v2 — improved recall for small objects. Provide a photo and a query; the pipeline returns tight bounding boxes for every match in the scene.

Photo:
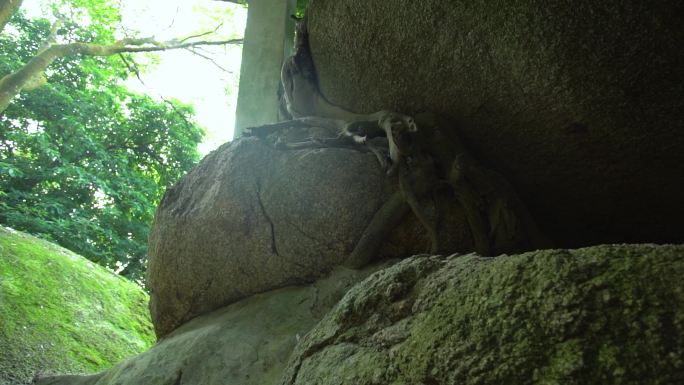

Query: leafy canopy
[0,10,204,283]
[296,0,309,17]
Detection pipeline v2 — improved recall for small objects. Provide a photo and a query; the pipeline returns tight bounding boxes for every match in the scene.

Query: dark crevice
[172,369,183,385]
[174,279,213,337]
[256,180,280,256]
[286,334,339,385]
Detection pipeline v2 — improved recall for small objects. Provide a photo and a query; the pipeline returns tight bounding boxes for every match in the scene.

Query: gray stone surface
[147,132,469,337]
[147,136,384,337]
[35,265,386,385]
[281,244,684,385]
[306,0,684,247]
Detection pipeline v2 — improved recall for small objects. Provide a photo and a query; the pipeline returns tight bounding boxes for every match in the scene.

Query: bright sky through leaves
[22,0,247,155]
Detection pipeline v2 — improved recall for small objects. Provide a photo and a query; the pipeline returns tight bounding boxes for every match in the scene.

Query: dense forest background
[0,0,306,284]
[0,2,209,283]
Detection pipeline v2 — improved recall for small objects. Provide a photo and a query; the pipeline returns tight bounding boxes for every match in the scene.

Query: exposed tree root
[247,16,552,267]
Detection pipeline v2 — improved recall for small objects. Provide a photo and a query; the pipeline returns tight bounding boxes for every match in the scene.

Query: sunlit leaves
[50,0,121,43]
[0,13,203,283]
[296,0,309,17]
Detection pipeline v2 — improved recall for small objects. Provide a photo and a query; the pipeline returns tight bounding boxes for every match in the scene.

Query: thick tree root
[271,16,551,267]
[344,191,410,269]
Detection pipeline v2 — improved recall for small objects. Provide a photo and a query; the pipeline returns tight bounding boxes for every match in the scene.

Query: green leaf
[0,11,204,283]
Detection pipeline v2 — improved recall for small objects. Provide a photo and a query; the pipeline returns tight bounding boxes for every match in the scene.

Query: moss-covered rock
[281,244,684,384]
[0,227,154,385]
[33,264,391,385]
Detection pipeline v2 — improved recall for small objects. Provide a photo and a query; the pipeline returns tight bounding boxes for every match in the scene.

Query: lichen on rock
[33,263,391,385]
[0,227,154,385]
[281,244,684,385]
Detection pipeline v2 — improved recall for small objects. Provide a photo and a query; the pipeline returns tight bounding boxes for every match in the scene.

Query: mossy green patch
[0,226,155,385]
[296,0,309,17]
[283,245,684,385]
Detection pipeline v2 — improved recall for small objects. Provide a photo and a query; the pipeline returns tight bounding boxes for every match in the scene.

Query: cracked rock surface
[147,133,470,338]
[147,136,385,337]
[280,244,684,385]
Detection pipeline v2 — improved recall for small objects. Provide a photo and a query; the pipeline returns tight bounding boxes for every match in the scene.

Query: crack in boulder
[256,180,280,257]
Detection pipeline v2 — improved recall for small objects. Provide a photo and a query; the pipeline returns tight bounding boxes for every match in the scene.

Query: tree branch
[62,37,243,56]
[37,11,66,53]
[0,37,243,114]
[118,53,194,132]
[184,48,233,73]
[178,23,225,44]
[0,0,23,34]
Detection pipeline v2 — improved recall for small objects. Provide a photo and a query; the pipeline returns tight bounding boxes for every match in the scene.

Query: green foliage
[0,12,204,283]
[0,227,155,384]
[52,0,121,43]
[296,0,309,17]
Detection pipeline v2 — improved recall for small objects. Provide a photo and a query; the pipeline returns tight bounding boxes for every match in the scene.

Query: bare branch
[118,54,194,131]
[38,11,67,53]
[164,6,180,32]
[0,36,242,114]
[77,37,244,55]
[178,23,225,44]
[117,53,143,82]
[184,48,233,74]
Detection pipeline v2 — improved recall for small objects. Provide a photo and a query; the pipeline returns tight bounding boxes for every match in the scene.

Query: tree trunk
[0,44,63,113]
[0,0,23,33]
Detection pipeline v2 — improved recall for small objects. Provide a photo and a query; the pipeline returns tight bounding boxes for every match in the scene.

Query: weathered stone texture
[307,0,684,247]
[281,244,684,385]
[147,132,471,337]
[147,136,385,337]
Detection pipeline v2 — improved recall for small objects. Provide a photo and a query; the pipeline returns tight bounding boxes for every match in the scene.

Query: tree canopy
[0,7,207,283]
[0,0,242,114]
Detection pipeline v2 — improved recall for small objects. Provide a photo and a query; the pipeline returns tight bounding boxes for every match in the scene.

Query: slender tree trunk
[0,0,23,33]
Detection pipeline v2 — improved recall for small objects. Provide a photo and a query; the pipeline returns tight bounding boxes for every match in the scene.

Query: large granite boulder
[307,0,684,247]
[281,244,684,384]
[147,136,381,337]
[34,265,387,385]
[148,128,472,337]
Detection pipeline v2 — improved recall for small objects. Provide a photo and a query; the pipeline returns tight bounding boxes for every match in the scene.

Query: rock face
[37,244,684,384]
[34,265,388,385]
[148,129,472,337]
[147,135,384,337]
[307,0,684,247]
[281,244,684,385]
